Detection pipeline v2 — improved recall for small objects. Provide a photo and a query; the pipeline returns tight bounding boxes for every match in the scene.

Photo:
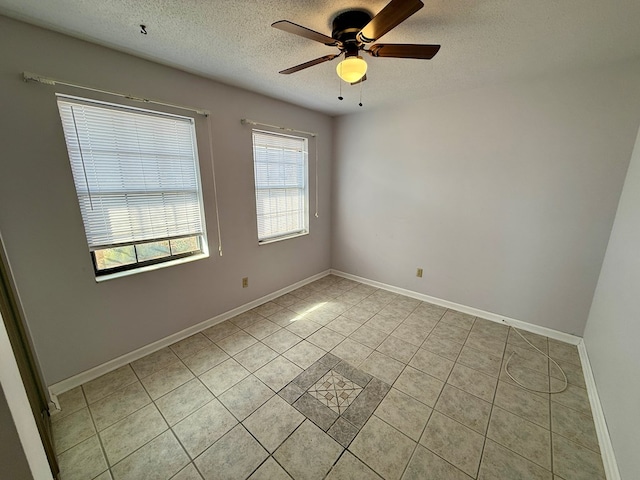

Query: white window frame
[56,94,208,279]
[251,129,309,244]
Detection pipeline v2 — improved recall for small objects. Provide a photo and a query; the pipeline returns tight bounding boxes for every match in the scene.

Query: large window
[57,95,207,277]
[252,130,309,243]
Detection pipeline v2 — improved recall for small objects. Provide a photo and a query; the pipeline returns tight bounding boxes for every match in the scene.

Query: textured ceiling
[2,0,640,115]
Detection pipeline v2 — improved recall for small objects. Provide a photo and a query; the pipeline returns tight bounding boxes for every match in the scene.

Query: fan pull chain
[359,79,364,107]
[338,72,343,101]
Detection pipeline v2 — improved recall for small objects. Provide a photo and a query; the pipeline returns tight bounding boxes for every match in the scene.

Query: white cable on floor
[503,322,568,394]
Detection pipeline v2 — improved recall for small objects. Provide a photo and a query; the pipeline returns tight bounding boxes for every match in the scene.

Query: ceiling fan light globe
[336,56,367,83]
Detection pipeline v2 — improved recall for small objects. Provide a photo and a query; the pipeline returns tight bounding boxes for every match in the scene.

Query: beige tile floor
[51,275,605,480]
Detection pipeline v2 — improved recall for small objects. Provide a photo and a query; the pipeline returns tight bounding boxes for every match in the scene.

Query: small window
[57,95,207,276]
[252,130,309,243]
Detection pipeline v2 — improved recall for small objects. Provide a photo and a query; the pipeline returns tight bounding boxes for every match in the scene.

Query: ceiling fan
[272,0,441,84]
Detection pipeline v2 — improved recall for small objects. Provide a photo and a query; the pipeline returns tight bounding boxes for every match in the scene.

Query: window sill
[95,252,209,282]
[258,231,309,245]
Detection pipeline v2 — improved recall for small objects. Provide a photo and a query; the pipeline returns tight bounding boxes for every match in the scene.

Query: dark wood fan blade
[272,20,341,46]
[359,0,424,43]
[279,54,340,74]
[368,43,440,59]
[350,74,368,85]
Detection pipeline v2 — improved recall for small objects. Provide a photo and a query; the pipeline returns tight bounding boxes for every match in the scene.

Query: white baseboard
[49,266,619,478]
[49,269,331,396]
[577,342,620,480]
[331,269,582,345]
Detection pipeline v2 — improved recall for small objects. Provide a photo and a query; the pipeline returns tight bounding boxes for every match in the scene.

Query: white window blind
[57,96,205,250]
[252,130,308,242]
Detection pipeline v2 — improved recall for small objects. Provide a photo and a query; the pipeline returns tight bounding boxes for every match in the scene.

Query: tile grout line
[81,385,112,480]
[430,315,484,478]
[50,407,94,458]
[263,415,314,478]
[323,448,351,479]
[102,409,170,473]
[476,332,510,479]
[226,420,274,479]
[480,416,559,477]
[437,318,547,474]
[95,354,233,477]
[167,396,218,460]
[63,370,152,477]
[395,309,467,479]
[551,428,602,455]
[171,383,246,473]
[368,412,429,477]
[480,366,592,475]
[484,334,576,476]
[164,429,198,480]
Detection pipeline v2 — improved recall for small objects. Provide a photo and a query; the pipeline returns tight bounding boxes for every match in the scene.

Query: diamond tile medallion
[308,371,363,414]
[280,352,392,451]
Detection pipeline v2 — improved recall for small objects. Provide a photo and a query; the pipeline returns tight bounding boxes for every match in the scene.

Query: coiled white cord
[503,323,568,394]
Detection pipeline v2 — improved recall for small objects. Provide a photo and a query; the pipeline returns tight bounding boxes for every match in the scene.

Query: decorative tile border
[278,353,391,447]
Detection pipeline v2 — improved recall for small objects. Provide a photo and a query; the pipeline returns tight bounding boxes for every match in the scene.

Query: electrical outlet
[416,268,423,278]
[242,277,248,288]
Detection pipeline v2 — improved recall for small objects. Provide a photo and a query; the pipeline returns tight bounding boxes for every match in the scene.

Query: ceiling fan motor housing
[273,0,440,75]
[332,10,372,56]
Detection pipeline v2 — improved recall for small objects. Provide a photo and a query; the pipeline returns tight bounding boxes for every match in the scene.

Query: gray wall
[0,16,333,385]
[0,385,33,480]
[583,125,640,479]
[332,61,640,335]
